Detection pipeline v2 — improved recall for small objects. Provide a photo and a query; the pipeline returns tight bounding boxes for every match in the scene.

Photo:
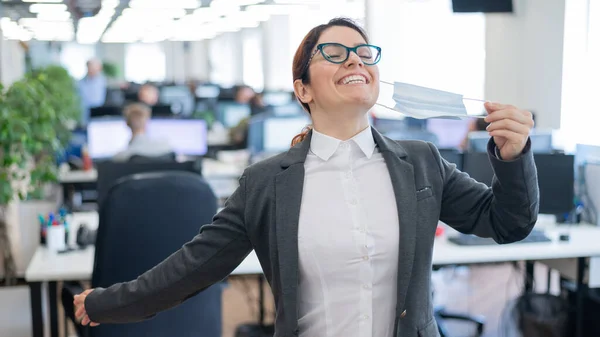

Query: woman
[75,18,538,337]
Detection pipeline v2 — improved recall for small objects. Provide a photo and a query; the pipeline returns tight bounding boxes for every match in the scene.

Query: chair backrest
[96,160,202,207]
[128,152,177,163]
[90,171,222,337]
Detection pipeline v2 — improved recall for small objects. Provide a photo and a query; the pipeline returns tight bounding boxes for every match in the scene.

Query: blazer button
[400,310,407,318]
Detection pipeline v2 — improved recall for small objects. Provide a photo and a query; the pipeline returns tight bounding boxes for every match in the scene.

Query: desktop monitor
[217,102,251,128]
[262,91,293,106]
[468,130,553,153]
[195,85,220,99]
[247,114,310,155]
[87,118,208,159]
[159,85,195,116]
[427,118,473,149]
[462,153,575,214]
[90,106,122,119]
[438,148,463,170]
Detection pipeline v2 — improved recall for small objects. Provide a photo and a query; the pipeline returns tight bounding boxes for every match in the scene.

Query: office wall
[164,41,186,83]
[262,15,292,90]
[0,35,26,85]
[97,43,126,81]
[485,0,566,129]
[209,32,244,87]
[187,40,211,82]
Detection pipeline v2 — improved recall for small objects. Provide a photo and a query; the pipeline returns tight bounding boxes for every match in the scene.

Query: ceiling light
[36,10,70,21]
[128,0,200,9]
[246,4,307,15]
[29,3,67,13]
[22,0,63,2]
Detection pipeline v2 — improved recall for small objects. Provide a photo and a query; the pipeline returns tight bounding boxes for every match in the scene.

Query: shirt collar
[310,126,376,161]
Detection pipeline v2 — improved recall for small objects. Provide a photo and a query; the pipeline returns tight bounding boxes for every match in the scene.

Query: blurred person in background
[78,58,107,125]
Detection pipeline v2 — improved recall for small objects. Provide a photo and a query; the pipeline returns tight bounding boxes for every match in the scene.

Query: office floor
[0,262,555,337]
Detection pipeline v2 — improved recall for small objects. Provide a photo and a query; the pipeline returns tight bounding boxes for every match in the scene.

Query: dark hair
[291,17,370,147]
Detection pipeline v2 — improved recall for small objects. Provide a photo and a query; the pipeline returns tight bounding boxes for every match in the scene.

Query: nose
[344,51,364,68]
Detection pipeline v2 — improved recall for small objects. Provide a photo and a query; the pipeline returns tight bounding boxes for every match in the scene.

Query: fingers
[484,102,516,113]
[484,105,534,127]
[82,315,90,326]
[486,118,530,136]
[75,304,86,319]
[488,129,527,144]
[90,322,100,327]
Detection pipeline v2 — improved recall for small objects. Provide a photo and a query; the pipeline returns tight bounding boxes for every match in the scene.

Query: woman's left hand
[483,102,535,161]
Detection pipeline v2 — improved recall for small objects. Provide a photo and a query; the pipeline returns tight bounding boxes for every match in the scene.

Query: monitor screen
[195,85,220,98]
[262,91,293,106]
[462,153,575,214]
[159,86,194,116]
[263,117,310,153]
[87,119,208,158]
[218,103,251,128]
[427,118,473,149]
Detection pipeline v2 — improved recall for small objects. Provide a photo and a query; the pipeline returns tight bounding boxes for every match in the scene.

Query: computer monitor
[262,91,293,106]
[427,118,473,149]
[462,153,575,214]
[159,85,195,116]
[439,148,463,170]
[195,84,220,99]
[217,102,251,128]
[90,106,122,118]
[87,118,208,159]
[247,114,310,155]
[468,130,554,153]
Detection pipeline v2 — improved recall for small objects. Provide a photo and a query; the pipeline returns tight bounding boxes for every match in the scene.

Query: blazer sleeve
[84,170,253,324]
[432,139,539,243]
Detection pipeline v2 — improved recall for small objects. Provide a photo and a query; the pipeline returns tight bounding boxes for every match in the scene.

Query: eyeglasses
[307,42,381,67]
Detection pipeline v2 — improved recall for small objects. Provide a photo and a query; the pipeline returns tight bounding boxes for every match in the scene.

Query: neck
[131,130,145,138]
[311,110,370,140]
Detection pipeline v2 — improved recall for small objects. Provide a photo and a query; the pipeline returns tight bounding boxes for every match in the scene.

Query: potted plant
[0,66,80,285]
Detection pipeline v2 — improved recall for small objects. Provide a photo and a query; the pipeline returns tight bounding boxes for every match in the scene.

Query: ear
[293,79,313,104]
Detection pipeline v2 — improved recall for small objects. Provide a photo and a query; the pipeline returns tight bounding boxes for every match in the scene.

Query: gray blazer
[86,127,539,337]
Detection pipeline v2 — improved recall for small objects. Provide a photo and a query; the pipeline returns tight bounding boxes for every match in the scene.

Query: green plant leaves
[0,65,81,204]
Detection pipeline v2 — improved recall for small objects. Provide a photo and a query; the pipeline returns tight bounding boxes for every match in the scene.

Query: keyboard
[447,229,552,246]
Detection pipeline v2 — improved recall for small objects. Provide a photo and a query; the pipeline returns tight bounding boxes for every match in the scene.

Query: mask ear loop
[376,80,488,119]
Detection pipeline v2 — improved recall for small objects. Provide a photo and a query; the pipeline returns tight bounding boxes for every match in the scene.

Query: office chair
[432,273,485,337]
[62,171,222,337]
[128,152,177,163]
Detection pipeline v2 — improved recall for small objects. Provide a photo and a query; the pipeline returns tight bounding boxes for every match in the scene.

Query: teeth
[341,75,366,85]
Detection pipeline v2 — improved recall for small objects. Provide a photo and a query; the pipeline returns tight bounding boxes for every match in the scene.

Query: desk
[26,213,600,337]
[58,159,244,200]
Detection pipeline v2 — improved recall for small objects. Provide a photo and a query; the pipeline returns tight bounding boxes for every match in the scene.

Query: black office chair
[128,152,177,163]
[432,276,485,337]
[62,171,222,337]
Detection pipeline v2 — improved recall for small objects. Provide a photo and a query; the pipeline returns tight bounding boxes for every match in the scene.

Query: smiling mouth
[338,74,369,85]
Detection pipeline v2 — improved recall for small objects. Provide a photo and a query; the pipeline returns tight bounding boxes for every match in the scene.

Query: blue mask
[382,81,476,119]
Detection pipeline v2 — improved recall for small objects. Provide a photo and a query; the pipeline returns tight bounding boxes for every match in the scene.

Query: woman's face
[301,26,380,115]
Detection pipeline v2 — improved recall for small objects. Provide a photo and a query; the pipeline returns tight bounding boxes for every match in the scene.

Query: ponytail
[291,125,313,147]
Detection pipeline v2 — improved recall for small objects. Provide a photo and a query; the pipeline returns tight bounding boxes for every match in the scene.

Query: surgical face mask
[378,81,486,119]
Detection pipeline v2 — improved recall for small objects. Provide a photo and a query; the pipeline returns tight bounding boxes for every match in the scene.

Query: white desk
[25,212,600,337]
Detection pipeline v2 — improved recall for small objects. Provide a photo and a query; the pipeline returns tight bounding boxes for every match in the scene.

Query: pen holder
[47,225,67,252]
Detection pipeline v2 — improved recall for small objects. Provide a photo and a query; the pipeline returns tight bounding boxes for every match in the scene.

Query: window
[242,27,264,91]
[60,42,97,79]
[124,43,166,83]
[560,0,600,150]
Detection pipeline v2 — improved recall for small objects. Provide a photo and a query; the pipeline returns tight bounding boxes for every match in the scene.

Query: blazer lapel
[274,132,312,333]
[372,128,417,317]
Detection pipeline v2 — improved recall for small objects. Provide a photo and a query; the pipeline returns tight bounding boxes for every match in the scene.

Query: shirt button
[363,283,371,289]
[349,199,357,205]
[362,314,370,320]
[345,171,352,178]
[359,228,366,233]
[363,256,369,261]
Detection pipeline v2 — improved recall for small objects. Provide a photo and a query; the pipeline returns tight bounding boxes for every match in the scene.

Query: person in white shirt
[75,17,538,337]
[112,103,173,162]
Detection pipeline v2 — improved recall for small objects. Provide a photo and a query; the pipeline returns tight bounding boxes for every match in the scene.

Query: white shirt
[112,134,174,162]
[297,127,400,337]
